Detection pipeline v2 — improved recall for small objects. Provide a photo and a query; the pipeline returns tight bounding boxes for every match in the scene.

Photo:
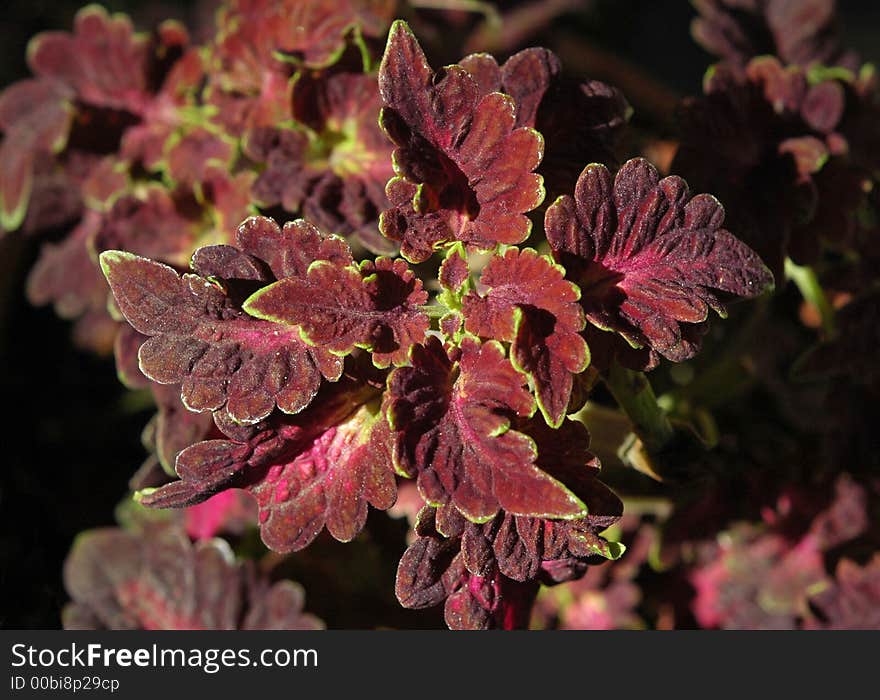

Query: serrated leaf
[243,72,397,254]
[237,215,354,277]
[459,48,630,199]
[100,240,342,424]
[377,21,545,262]
[691,0,859,71]
[140,379,396,553]
[433,417,622,584]
[293,71,396,253]
[395,517,462,610]
[395,506,570,630]
[463,247,589,426]
[545,158,773,367]
[244,255,429,368]
[387,336,587,522]
[28,5,155,114]
[149,383,216,475]
[459,48,558,129]
[62,523,322,629]
[438,243,470,295]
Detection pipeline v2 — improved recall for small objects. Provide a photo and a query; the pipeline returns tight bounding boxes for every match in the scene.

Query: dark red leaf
[396,492,621,631]
[459,47,630,199]
[444,570,538,630]
[244,254,429,368]
[435,418,623,583]
[438,243,470,294]
[0,79,72,229]
[140,379,396,553]
[459,48,559,129]
[148,382,216,475]
[691,0,859,71]
[243,71,395,254]
[395,511,462,610]
[463,247,589,426]
[394,507,538,630]
[545,158,773,367]
[100,230,344,423]
[387,336,586,522]
[236,215,354,277]
[377,21,545,262]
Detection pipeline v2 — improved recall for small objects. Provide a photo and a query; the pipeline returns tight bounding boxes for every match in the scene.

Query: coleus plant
[63,520,323,630]
[93,18,770,629]
[8,0,879,630]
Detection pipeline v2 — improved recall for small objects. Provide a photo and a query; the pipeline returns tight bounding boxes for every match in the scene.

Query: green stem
[785,258,835,336]
[603,362,675,454]
[421,303,451,318]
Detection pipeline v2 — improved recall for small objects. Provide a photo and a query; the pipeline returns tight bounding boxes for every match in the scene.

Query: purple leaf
[244,255,429,369]
[691,0,859,71]
[463,247,589,426]
[377,21,545,262]
[0,79,72,229]
[387,336,587,522]
[62,523,322,630]
[545,158,773,367]
[100,233,343,424]
[140,378,396,553]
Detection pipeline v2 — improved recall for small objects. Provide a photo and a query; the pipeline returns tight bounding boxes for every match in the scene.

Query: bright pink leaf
[184,491,258,540]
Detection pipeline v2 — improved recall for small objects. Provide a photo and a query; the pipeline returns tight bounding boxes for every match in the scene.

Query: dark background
[1,0,878,629]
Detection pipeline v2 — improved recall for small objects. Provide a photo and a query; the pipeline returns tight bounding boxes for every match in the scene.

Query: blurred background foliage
[1,0,878,629]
